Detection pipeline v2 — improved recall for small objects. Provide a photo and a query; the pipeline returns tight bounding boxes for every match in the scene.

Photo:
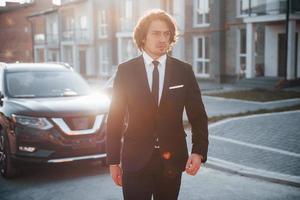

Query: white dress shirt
[142,51,167,105]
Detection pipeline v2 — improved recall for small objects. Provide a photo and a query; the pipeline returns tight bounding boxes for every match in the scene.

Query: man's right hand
[109,164,122,187]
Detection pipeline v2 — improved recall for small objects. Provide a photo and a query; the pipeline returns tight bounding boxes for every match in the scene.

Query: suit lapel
[135,55,157,110]
[158,55,173,111]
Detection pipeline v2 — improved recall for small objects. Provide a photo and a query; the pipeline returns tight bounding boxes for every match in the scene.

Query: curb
[205,157,300,188]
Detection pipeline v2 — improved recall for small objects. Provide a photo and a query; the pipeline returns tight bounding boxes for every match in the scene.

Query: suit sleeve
[185,66,209,163]
[106,65,127,165]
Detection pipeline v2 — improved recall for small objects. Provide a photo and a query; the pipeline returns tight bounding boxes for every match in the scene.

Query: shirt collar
[142,51,167,67]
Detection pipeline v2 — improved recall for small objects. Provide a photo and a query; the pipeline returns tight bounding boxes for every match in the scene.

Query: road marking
[210,135,300,158]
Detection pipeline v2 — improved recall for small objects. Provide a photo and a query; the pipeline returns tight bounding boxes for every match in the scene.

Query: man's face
[143,19,171,59]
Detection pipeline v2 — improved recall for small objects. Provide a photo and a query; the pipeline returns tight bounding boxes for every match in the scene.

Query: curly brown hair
[133,9,179,52]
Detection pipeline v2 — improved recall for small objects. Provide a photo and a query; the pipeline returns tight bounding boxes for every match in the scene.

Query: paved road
[206,111,300,176]
[1,161,299,200]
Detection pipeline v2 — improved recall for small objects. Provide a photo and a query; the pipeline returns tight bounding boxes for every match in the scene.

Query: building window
[34,48,45,62]
[237,28,247,79]
[78,16,88,41]
[63,46,74,67]
[47,16,58,44]
[47,50,59,62]
[118,36,139,63]
[193,0,210,27]
[120,0,134,31]
[193,36,210,77]
[62,14,75,40]
[99,42,110,76]
[33,18,45,44]
[98,10,108,38]
[237,0,250,17]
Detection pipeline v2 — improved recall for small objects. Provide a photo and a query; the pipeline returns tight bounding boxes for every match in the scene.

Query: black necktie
[152,60,159,107]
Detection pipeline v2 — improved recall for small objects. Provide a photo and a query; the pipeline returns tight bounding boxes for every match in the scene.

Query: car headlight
[12,114,53,130]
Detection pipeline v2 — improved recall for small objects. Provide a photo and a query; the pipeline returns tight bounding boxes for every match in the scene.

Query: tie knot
[152,60,159,68]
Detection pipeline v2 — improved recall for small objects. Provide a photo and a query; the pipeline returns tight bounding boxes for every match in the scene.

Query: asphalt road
[1,160,300,200]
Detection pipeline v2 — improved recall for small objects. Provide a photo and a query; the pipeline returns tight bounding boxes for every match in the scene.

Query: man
[106,9,208,200]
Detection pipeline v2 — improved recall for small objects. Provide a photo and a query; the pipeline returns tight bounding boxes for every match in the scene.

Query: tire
[0,131,18,179]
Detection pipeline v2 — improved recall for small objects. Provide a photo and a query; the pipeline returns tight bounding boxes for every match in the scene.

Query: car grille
[64,116,95,130]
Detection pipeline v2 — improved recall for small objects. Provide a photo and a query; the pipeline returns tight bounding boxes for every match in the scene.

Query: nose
[159,33,168,43]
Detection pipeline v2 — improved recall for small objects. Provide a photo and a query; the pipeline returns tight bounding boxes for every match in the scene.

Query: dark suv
[0,62,109,178]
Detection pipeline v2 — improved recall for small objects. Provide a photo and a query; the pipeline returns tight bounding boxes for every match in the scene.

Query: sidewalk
[202,96,300,117]
[187,110,300,187]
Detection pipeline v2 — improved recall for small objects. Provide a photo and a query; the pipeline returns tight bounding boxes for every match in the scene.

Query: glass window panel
[197,13,203,24]
[240,0,249,15]
[205,37,209,59]
[194,0,209,25]
[80,16,87,29]
[205,62,210,74]
[240,57,246,70]
[240,29,246,54]
[198,38,203,58]
[197,61,203,74]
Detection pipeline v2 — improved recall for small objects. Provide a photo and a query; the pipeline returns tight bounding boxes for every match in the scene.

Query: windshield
[5,71,92,98]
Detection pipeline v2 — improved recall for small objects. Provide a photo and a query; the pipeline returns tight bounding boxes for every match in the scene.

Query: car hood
[6,94,111,117]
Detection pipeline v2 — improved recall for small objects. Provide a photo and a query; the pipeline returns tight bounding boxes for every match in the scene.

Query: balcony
[46,33,59,45]
[240,0,300,17]
[76,28,89,42]
[34,34,46,45]
[62,29,75,41]
[62,29,90,43]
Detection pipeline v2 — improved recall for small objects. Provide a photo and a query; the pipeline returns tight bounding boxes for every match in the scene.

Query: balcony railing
[62,29,75,40]
[62,29,90,42]
[46,33,59,44]
[76,28,89,42]
[241,0,299,17]
[34,34,45,45]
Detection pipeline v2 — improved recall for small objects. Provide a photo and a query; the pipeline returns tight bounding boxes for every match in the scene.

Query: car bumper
[11,124,107,163]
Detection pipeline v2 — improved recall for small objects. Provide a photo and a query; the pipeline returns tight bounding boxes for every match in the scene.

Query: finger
[191,166,200,175]
[117,174,123,186]
[185,157,192,169]
[112,175,120,186]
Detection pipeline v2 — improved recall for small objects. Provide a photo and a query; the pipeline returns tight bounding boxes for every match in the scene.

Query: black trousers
[122,149,182,200]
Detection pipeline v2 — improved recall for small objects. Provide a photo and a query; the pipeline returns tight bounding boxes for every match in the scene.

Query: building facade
[0,0,54,63]
[184,0,300,83]
[1,0,299,84]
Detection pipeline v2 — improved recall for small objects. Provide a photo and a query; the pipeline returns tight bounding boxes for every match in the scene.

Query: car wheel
[0,131,18,178]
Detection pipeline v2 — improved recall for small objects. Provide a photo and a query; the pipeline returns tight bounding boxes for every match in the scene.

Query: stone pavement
[197,110,300,186]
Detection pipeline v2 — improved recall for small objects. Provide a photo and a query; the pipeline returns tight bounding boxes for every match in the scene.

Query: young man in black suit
[106,9,208,200]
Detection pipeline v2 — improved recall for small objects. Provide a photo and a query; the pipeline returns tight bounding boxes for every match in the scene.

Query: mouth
[157,46,167,50]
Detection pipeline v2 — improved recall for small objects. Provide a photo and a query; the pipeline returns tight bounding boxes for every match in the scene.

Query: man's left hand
[185,153,202,176]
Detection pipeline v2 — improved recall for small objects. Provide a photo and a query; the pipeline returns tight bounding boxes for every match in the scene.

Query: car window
[5,71,92,98]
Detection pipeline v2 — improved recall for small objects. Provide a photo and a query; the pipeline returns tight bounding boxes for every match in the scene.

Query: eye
[164,31,171,37]
[152,32,160,36]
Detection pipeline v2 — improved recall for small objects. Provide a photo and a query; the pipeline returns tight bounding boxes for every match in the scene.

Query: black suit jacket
[106,55,208,173]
